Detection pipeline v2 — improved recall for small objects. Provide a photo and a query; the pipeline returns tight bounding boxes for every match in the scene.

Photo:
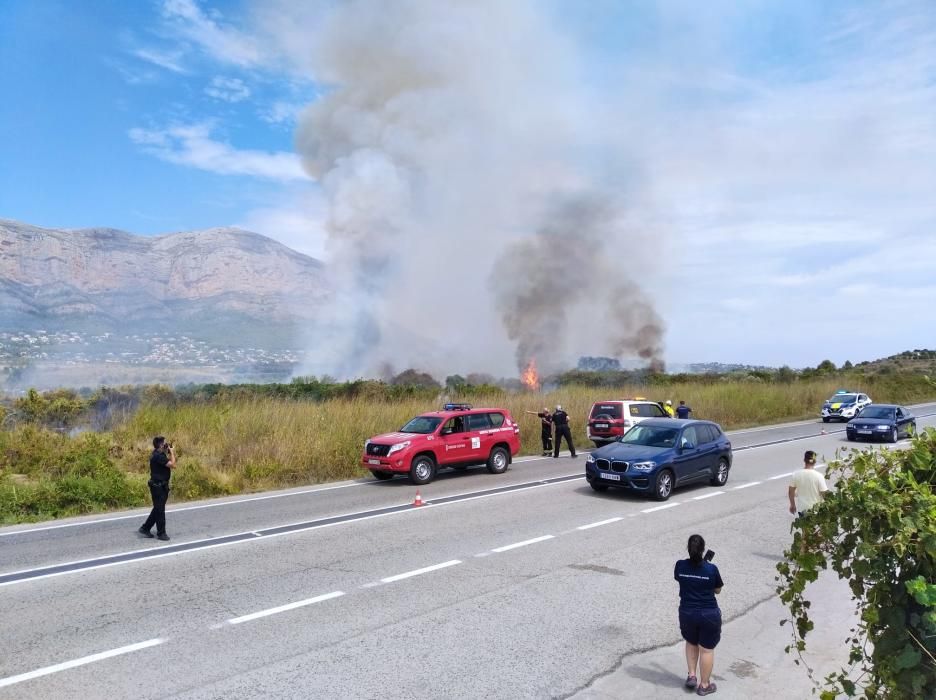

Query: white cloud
[260,100,305,125]
[129,123,309,182]
[160,0,261,68]
[238,187,329,260]
[134,47,188,74]
[204,76,250,103]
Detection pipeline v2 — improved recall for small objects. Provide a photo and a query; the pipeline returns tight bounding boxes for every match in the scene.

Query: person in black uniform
[552,404,576,458]
[139,436,176,541]
[525,407,553,456]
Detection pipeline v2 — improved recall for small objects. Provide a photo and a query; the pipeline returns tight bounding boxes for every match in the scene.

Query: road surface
[2,403,934,699]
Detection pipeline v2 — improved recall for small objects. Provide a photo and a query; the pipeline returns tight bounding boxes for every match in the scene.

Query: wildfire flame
[521,358,540,391]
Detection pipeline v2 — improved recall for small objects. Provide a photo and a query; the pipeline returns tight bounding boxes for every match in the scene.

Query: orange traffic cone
[413,490,424,506]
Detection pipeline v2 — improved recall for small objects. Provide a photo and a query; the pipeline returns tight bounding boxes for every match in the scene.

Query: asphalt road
[2,403,935,699]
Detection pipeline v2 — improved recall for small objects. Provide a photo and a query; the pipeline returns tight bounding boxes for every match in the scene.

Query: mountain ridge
[0,219,327,332]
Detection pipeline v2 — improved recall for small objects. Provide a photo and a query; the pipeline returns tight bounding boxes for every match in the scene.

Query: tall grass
[1,375,934,524]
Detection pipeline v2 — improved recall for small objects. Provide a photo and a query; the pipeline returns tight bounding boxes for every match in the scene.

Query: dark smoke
[490,196,665,374]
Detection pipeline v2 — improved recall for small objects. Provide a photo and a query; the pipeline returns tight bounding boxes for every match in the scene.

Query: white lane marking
[0,481,367,537]
[692,492,726,501]
[0,480,576,588]
[492,535,554,553]
[380,560,462,583]
[641,502,681,513]
[0,638,164,689]
[731,482,761,490]
[576,517,623,531]
[768,472,793,480]
[227,591,345,625]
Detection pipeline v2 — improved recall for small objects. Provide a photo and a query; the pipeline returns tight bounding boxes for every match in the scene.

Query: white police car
[820,390,871,423]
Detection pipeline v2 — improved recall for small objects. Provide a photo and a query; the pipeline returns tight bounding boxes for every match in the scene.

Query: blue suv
[585,418,732,501]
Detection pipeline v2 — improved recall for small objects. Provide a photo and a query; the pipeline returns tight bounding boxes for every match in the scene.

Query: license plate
[600,473,621,481]
[368,458,381,465]
[595,423,609,429]
[857,430,872,435]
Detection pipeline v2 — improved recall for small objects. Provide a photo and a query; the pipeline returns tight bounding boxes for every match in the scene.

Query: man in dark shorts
[551,405,576,458]
[139,436,176,541]
[675,534,723,695]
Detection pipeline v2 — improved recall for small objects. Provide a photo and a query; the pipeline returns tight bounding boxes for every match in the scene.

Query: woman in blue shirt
[674,534,723,695]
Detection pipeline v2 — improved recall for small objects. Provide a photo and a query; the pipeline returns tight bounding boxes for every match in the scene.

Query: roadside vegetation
[777,427,936,698]
[1,367,935,524]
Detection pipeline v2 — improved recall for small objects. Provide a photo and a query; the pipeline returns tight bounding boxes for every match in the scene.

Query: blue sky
[0,0,315,245]
[1,0,934,369]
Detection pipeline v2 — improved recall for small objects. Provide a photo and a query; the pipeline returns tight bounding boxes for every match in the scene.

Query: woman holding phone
[674,534,723,695]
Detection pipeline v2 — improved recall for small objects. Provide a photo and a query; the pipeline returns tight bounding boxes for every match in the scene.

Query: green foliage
[13,388,87,429]
[0,426,147,523]
[776,430,936,698]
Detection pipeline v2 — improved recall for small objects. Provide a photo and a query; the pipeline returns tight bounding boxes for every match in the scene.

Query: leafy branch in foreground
[776,429,936,698]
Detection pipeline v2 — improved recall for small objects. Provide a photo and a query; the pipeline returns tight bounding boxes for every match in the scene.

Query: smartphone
[704,549,715,562]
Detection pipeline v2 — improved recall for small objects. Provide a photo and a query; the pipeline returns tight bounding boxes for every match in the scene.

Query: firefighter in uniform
[526,407,553,456]
[552,405,576,458]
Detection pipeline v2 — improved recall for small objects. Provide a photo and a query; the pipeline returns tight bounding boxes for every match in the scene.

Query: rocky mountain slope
[0,219,327,341]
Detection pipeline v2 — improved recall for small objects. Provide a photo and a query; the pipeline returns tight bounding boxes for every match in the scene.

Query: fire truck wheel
[486,446,510,474]
[409,455,436,485]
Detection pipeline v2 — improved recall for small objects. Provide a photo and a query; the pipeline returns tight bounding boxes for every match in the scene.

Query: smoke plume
[278,0,666,378]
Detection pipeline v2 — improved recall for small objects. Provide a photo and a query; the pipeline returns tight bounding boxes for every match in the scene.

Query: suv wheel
[710,458,730,486]
[822,417,830,423]
[653,469,674,501]
[409,455,436,485]
[486,446,510,474]
[372,470,394,481]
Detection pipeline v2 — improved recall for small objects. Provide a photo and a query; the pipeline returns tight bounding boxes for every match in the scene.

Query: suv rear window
[591,403,623,419]
[488,412,505,428]
[467,413,493,431]
[634,403,666,418]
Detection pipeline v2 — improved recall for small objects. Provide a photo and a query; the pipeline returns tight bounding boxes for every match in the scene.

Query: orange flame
[521,358,540,391]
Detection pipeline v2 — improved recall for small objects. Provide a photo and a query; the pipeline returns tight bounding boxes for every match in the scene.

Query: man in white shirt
[788,450,828,517]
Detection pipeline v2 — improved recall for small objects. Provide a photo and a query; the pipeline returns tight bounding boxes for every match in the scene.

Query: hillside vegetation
[1,367,935,525]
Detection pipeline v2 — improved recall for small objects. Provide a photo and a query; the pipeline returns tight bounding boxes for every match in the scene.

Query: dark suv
[585,418,732,501]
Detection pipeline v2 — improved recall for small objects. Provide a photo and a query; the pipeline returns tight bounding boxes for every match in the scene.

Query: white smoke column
[269,0,666,377]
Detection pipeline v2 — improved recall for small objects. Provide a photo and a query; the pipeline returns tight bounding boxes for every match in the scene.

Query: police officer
[138,436,176,541]
[552,404,576,458]
[526,407,553,456]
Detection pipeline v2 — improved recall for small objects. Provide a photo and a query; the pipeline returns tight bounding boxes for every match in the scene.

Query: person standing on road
[525,407,553,456]
[552,405,576,458]
[676,400,693,419]
[139,436,176,541]
[664,400,675,418]
[675,534,723,696]
[788,450,828,517]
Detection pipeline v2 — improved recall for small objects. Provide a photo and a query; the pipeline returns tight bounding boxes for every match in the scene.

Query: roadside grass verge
[1,375,934,524]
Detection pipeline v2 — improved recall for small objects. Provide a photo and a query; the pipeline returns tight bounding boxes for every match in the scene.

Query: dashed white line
[380,560,462,583]
[731,482,761,490]
[0,638,164,689]
[576,517,623,531]
[492,535,554,553]
[768,472,793,480]
[692,492,726,501]
[227,591,345,625]
[642,502,681,513]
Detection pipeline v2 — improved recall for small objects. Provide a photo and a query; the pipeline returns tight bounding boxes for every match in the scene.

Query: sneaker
[156,533,170,541]
[138,527,154,538]
[685,675,697,689]
[697,682,717,696]
[570,454,577,458]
